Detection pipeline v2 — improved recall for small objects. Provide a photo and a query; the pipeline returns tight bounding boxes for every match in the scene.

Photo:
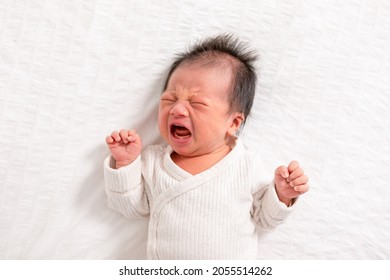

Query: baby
[104,34,309,259]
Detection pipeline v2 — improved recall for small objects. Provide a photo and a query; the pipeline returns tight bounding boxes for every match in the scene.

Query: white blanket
[0,0,389,259]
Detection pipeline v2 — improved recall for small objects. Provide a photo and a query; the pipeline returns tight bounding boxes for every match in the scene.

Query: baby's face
[158,63,242,158]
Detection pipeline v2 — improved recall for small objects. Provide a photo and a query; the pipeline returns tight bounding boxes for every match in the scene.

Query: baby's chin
[169,145,196,158]
[171,143,233,159]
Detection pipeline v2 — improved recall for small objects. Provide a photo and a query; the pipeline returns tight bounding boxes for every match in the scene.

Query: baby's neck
[171,145,232,175]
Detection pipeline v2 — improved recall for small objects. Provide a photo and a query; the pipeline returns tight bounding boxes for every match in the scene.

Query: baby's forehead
[164,57,236,98]
[182,54,238,72]
[168,60,234,87]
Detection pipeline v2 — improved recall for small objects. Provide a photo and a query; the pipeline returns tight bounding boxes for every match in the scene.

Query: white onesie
[104,138,294,259]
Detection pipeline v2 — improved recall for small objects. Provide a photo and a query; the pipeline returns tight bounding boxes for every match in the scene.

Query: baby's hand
[106,129,143,169]
[274,161,309,206]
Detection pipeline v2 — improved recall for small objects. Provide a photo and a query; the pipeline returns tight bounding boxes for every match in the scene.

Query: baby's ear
[227,112,244,136]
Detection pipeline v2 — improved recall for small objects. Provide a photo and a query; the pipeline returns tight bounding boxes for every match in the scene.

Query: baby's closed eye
[191,101,207,106]
[161,97,176,103]
[190,98,209,107]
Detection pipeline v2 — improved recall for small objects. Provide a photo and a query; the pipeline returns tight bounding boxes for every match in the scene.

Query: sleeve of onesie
[251,180,296,230]
[103,155,149,218]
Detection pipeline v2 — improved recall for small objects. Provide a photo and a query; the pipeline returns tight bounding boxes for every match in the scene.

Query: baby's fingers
[275,165,289,179]
[106,131,121,145]
[126,129,137,142]
[293,184,309,194]
[106,135,115,144]
[287,167,304,182]
[120,129,130,144]
[290,175,309,188]
[288,161,300,173]
[110,131,121,142]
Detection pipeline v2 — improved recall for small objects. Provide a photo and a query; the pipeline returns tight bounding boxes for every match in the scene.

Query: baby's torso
[141,143,262,259]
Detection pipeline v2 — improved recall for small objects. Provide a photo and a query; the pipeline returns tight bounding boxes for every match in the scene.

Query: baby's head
[158,34,258,157]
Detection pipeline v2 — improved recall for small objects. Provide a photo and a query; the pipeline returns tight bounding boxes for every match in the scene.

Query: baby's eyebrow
[162,90,177,98]
[165,89,200,100]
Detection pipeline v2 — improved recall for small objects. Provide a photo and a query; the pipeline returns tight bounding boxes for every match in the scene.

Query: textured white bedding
[0,0,389,259]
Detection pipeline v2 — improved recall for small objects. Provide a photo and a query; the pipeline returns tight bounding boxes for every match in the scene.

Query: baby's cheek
[157,113,169,137]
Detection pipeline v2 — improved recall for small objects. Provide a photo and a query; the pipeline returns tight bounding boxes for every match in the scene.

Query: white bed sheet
[0,0,389,259]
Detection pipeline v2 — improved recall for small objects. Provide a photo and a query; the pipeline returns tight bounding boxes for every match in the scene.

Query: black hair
[163,33,258,126]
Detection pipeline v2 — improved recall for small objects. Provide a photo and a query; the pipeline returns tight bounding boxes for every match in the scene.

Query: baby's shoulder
[143,143,166,153]
[239,149,272,190]
[141,143,168,164]
[239,147,264,167]
[138,144,168,177]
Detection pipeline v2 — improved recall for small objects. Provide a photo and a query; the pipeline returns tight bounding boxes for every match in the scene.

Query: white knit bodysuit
[104,139,294,259]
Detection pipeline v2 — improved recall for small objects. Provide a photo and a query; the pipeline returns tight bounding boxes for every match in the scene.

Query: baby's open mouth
[170,125,192,138]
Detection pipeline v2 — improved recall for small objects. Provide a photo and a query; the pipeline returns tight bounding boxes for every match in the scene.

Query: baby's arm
[251,161,309,230]
[104,129,149,218]
[106,129,143,169]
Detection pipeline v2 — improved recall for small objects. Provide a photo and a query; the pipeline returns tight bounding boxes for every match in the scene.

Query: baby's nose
[170,102,189,117]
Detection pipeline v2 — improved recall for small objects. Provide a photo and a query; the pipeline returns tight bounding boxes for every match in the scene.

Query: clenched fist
[105,129,143,169]
[274,161,309,206]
